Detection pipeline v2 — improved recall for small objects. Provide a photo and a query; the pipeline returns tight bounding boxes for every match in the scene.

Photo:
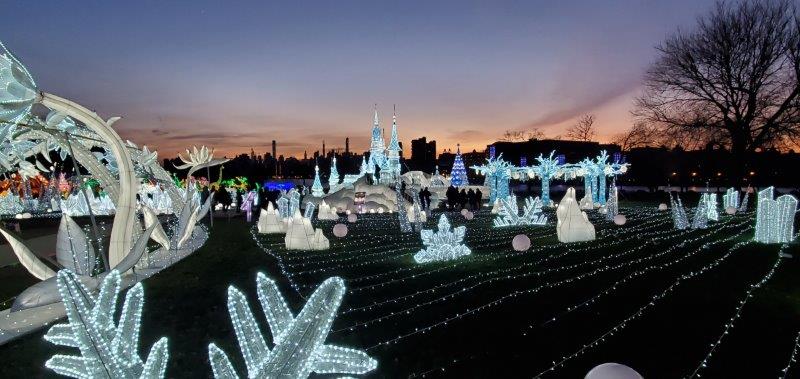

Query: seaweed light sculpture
[44,270,169,379]
[208,273,377,378]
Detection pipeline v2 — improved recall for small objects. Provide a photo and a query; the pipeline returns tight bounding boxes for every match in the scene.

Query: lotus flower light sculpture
[175,145,229,178]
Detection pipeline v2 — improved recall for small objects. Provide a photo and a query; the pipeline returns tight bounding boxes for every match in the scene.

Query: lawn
[0,203,798,378]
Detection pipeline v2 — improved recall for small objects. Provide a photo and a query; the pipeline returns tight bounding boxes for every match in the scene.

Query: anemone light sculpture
[208,273,377,378]
[471,153,514,203]
[44,270,169,379]
[525,151,562,205]
[755,186,797,243]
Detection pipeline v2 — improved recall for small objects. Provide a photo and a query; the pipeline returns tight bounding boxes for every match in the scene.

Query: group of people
[417,187,433,210]
[445,186,482,211]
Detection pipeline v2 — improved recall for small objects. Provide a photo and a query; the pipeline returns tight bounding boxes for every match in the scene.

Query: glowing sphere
[345,209,351,215]
[658,203,668,211]
[613,214,626,225]
[332,223,348,238]
[377,208,384,214]
[464,211,474,220]
[585,363,642,379]
[460,209,469,216]
[725,206,736,215]
[347,213,357,223]
[512,234,531,251]
[369,209,376,214]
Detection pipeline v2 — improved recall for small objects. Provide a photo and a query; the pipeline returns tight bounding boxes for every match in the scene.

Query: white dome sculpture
[585,363,642,379]
[556,187,596,243]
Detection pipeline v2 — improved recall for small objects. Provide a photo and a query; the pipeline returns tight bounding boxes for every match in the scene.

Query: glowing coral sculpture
[414,214,471,263]
[207,273,377,379]
[44,270,169,379]
[755,186,797,243]
[493,195,547,227]
[723,187,739,210]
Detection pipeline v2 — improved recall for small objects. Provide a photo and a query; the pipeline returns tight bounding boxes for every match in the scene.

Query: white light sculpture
[317,200,339,221]
[257,203,286,234]
[304,201,316,219]
[311,163,324,197]
[738,188,750,212]
[174,145,229,179]
[755,186,797,243]
[414,214,471,263]
[284,210,328,250]
[703,192,719,221]
[692,197,708,229]
[556,187,595,243]
[208,273,377,378]
[490,198,501,214]
[605,184,619,221]
[44,270,169,379]
[579,187,594,210]
[56,215,95,276]
[395,180,412,233]
[493,195,547,227]
[328,156,341,193]
[669,192,689,230]
[723,187,739,210]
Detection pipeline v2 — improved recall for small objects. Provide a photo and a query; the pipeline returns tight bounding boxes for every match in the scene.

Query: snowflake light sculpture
[755,186,797,243]
[526,151,562,205]
[471,154,513,203]
[44,270,169,379]
[450,144,468,187]
[723,187,739,209]
[493,195,547,227]
[414,214,471,263]
[208,273,377,378]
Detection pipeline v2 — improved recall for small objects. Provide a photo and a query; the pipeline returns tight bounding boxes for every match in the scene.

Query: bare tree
[500,128,545,142]
[566,114,597,141]
[634,0,800,175]
[613,122,660,151]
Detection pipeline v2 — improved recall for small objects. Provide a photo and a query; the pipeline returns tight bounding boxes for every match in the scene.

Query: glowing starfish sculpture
[208,273,377,379]
[44,270,169,379]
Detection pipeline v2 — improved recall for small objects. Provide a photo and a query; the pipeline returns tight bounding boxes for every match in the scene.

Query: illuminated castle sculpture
[367,106,402,184]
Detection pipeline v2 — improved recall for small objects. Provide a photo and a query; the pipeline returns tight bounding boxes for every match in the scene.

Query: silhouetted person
[422,187,432,210]
[467,188,476,210]
[475,189,483,210]
[217,188,232,211]
[446,186,458,209]
[459,189,468,209]
[418,188,426,210]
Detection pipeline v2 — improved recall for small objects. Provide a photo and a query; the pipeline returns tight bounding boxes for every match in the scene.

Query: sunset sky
[3,1,714,158]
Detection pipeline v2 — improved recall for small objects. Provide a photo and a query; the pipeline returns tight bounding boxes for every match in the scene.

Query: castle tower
[385,105,402,182]
[369,106,386,169]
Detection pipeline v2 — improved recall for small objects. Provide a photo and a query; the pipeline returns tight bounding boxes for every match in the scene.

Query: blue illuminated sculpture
[526,151,562,205]
[755,186,797,243]
[592,150,629,205]
[471,154,513,203]
[450,144,468,187]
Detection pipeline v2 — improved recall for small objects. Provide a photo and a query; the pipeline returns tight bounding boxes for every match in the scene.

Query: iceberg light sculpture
[703,192,719,221]
[44,270,169,379]
[208,273,377,378]
[493,195,547,227]
[755,187,797,243]
[556,187,596,243]
[691,197,708,229]
[257,203,286,234]
[317,200,339,221]
[414,215,471,263]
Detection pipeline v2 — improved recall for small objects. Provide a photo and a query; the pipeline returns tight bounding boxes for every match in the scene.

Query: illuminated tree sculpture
[328,156,340,193]
[471,154,514,203]
[311,163,324,197]
[526,151,562,205]
[691,198,708,229]
[414,215,471,263]
[208,273,377,378]
[450,144,468,187]
[44,270,169,379]
[755,187,797,243]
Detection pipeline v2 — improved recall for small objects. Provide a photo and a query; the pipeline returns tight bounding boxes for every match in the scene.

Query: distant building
[410,137,436,172]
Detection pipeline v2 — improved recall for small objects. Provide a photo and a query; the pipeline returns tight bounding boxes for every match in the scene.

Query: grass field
[0,203,799,378]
